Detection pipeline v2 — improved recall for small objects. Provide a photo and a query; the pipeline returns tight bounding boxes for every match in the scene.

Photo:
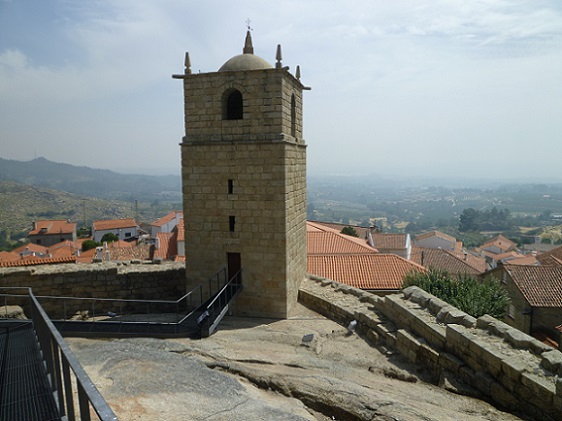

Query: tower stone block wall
[182,70,304,143]
[177,36,308,319]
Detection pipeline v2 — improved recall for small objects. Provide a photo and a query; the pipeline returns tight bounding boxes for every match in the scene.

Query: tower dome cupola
[218,31,273,72]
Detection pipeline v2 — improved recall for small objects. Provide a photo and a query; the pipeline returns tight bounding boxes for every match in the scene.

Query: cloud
[1,0,562,178]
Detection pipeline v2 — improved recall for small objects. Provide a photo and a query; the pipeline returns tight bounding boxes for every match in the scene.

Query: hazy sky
[1,1,561,180]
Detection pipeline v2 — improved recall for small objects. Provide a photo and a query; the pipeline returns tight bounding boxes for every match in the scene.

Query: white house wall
[93,227,138,242]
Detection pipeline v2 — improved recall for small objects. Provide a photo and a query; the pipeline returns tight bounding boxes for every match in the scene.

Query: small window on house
[223,89,243,120]
[291,94,296,138]
[229,216,236,232]
[125,232,131,238]
[502,272,507,284]
[228,179,234,194]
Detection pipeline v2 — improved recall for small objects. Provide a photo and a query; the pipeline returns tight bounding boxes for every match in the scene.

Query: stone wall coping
[300,275,562,420]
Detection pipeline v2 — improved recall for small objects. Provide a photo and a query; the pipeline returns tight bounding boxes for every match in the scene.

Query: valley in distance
[2,157,562,251]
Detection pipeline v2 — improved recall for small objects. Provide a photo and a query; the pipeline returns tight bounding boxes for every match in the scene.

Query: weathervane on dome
[246,18,252,31]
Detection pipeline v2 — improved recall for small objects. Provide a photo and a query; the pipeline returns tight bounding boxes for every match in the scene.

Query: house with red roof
[536,244,562,267]
[306,221,425,294]
[150,211,183,238]
[92,218,139,242]
[151,218,185,262]
[370,233,411,259]
[12,242,48,258]
[410,247,486,277]
[487,264,562,344]
[480,234,517,255]
[414,230,460,251]
[28,220,76,247]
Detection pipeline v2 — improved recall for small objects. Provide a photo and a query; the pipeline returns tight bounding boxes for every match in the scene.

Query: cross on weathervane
[246,18,252,31]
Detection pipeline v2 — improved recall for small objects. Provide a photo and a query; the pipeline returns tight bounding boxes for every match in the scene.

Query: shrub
[82,240,100,252]
[403,268,510,318]
[341,226,359,237]
[101,233,119,243]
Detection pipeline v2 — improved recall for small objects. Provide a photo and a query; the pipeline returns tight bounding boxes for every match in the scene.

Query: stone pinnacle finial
[276,44,283,69]
[184,52,191,74]
[243,30,254,54]
[296,65,301,80]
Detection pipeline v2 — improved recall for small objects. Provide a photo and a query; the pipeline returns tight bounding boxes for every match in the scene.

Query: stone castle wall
[0,263,185,319]
[300,276,562,421]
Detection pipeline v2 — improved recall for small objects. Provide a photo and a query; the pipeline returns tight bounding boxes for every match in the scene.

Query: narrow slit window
[229,216,236,232]
[291,94,296,138]
[228,179,234,194]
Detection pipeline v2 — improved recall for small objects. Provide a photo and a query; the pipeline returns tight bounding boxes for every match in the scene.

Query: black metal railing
[198,270,242,337]
[29,268,228,333]
[0,287,117,421]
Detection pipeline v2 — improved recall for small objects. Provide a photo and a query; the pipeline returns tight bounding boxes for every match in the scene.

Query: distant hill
[0,157,181,201]
[0,180,149,237]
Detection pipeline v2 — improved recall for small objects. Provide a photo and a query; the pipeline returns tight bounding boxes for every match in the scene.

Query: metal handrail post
[62,358,76,421]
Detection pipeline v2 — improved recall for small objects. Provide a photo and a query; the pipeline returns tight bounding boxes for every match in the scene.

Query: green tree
[403,268,510,318]
[101,233,119,243]
[459,208,479,232]
[82,240,101,251]
[341,226,359,237]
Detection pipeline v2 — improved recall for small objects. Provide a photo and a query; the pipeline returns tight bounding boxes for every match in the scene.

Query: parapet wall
[0,262,186,319]
[300,275,562,421]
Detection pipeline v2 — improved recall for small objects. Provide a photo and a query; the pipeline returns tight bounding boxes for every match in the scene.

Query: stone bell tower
[173,31,309,318]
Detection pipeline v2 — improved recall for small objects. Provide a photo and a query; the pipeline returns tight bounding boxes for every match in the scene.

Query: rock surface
[67,305,523,421]
[0,305,26,319]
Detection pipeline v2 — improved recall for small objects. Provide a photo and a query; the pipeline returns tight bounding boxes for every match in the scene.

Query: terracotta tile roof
[0,251,19,262]
[537,245,562,267]
[152,211,183,227]
[494,251,525,261]
[415,230,457,244]
[410,247,484,276]
[154,232,177,260]
[505,265,562,307]
[481,234,517,253]
[76,248,96,263]
[12,243,48,256]
[176,218,184,242]
[47,240,81,257]
[507,255,539,266]
[93,218,138,231]
[307,232,377,255]
[29,220,75,235]
[371,233,408,249]
[305,221,424,290]
[308,221,372,241]
[0,256,77,267]
[107,240,133,248]
[108,244,150,261]
[307,221,377,255]
[308,254,425,290]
